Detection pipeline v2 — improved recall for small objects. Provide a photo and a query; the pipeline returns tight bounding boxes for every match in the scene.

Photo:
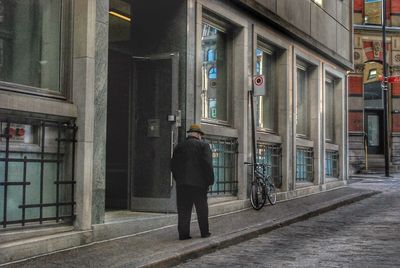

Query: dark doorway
[105,0,184,212]
[130,54,179,212]
[364,110,384,154]
[105,49,131,209]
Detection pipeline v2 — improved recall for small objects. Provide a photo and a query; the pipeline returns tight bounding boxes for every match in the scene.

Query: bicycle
[245,162,277,210]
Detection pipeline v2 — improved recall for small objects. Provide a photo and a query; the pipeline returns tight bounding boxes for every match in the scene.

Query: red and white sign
[378,75,400,83]
[253,75,265,96]
[387,76,400,83]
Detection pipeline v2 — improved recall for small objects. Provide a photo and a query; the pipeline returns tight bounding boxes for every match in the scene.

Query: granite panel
[336,24,351,60]
[254,0,277,12]
[311,4,337,51]
[277,0,311,35]
[92,189,105,224]
[96,0,109,24]
[91,0,109,225]
[337,0,350,30]
[321,0,336,18]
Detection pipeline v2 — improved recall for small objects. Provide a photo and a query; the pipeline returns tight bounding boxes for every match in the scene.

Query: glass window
[364,81,383,109]
[201,22,228,122]
[325,78,335,142]
[296,66,309,137]
[255,47,277,131]
[368,69,377,80]
[0,0,62,92]
[364,0,382,25]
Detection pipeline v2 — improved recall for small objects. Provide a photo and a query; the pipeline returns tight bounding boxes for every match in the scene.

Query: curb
[136,190,379,268]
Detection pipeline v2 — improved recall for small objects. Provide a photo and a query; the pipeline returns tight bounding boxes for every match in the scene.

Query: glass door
[130,53,179,212]
[365,110,383,154]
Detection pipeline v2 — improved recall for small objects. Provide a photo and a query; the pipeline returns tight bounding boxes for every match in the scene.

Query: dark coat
[171,136,215,189]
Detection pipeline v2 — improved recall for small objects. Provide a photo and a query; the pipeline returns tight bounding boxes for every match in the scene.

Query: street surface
[176,176,400,268]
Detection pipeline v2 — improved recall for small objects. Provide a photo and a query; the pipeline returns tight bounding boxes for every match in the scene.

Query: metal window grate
[296,146,314,182]
[0,120,77,228]
[256,142,282,188]
[325,150,339,178]
[203,135,238,196]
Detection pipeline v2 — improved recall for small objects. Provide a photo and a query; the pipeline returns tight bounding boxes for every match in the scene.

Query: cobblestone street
[176,176,400,268]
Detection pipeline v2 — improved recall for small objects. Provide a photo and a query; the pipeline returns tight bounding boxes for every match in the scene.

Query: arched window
[208,67,217,79]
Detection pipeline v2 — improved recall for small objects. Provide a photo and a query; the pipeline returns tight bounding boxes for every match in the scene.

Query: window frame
[325,76,335,143]
[255,41,278,133]
[200,12,233,127]
[363,0,383,25]
[0,0,72,101]
[296,62,310,138]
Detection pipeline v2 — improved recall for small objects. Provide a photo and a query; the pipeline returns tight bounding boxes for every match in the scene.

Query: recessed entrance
[364,110,384,155]
[105,0,183,213]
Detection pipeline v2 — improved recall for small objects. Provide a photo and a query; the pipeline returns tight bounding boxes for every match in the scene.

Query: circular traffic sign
[254,75,264,86]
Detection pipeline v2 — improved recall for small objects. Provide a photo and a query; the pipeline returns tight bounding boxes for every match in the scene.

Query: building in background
[349,0,400,173]
[0,0,352,263]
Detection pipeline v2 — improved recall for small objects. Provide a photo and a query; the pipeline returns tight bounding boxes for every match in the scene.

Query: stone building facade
[349,0,400,173]
[0,0,352,263]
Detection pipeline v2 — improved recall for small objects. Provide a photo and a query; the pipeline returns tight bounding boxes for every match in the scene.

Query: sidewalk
[3,187,378,268]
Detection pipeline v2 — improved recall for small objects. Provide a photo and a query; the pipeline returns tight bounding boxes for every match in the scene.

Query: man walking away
[170,124,215,240]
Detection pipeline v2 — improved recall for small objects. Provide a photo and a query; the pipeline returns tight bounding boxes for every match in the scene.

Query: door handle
[170,129,174,188]
[175,110,181,127]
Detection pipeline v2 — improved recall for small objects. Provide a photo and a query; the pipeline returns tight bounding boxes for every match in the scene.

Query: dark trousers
[176,185,209,238]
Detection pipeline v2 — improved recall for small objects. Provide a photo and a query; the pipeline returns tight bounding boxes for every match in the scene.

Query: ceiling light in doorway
[109,10,131,22]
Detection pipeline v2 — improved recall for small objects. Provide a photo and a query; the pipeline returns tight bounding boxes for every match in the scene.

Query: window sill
[0,91,77,120]
[296,137,314,148]
[201,123,238,138]
[325,142,339,151]
[256,131,282,144]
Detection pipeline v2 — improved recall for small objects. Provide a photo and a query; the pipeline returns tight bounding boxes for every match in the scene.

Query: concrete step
[0,230,92,264]
[0,223,74,244]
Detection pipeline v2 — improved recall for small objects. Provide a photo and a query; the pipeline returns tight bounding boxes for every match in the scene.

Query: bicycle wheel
[250,180,266,210]
[266,181,277,205]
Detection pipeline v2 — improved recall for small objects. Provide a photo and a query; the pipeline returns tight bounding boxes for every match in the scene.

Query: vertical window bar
[71,124,77,219]
[56,123,61,222]
[204,135,238,196]
[217,139,221,194]
[296,147,314,182]
[22,156,27,226]
[223,139,227,194]
[39,122,45,224]
[2,122,10,228]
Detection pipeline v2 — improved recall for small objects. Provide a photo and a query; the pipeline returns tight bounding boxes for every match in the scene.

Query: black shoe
[179,235,192,240]
[201,232,211,238]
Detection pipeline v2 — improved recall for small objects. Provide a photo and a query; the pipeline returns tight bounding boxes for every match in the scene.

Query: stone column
[73,0,96,230]
[92,0,109,224]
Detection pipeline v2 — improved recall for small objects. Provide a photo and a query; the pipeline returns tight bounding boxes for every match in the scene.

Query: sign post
[382,0,390,177]
[253,75,265,96]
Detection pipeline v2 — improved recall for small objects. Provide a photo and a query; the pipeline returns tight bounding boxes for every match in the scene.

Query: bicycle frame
[245,161,277,208]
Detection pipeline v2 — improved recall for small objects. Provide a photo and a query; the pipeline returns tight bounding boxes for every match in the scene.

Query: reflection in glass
[255,47,277,131]
[364,82,383,109]
[201,22,228,122]
[364,0,382,25]
[0,0,62,91]
[368,115,379,146]
[297,68,308,136]
[325,79,334,141]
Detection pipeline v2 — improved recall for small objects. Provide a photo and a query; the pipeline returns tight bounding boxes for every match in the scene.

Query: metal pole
[250,89,257,165]
[382,0,390,177]
[251,24,257,165]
